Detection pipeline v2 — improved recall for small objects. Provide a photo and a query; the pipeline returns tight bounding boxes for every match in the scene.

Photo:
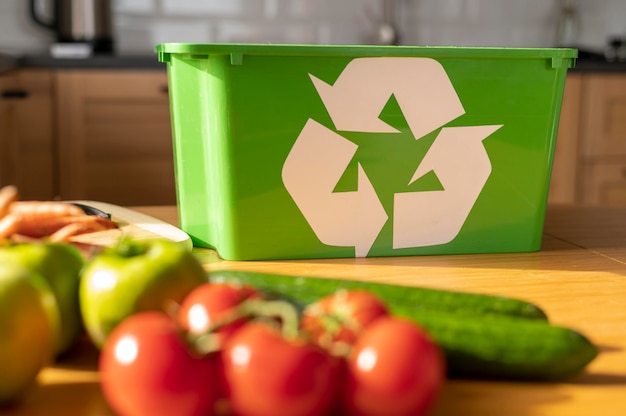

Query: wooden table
[5,204,626,415]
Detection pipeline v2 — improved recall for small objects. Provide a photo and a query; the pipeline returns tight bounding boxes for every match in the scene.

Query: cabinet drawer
[56,70,176,206]
[60,70,170,99]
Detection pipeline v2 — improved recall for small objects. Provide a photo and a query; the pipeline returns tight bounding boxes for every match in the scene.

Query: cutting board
[66,200,192,250]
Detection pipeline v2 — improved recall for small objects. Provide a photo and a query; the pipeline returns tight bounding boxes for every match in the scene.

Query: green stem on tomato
[186,298,302,355]
[238,299,301,340]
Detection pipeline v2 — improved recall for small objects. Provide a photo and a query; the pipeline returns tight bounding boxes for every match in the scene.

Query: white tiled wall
[1,0,625,55]
[113,0,384,52]
[403,0,626,49]
[402,0,558,48]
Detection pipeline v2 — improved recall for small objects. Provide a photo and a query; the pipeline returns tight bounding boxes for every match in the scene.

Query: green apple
[0,242,85,356]
[79,238,207,349]
[0,264,60,404]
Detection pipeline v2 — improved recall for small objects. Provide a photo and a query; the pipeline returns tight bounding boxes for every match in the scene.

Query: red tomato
[178,282,259,342]
[300,290,389,349]
[177,282,260,399]
[344,316,445,416]
[222,322,339,416]
[99,311,219,416]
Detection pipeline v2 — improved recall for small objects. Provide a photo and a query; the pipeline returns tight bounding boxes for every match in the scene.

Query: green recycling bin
[156,43,577,261]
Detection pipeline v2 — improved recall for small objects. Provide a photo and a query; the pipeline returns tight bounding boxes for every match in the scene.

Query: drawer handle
[1,89,29,99]
[160,85,169,94]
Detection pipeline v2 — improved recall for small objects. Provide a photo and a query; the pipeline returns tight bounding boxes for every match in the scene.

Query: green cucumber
[209,270,548,320]
[391,307,598,380]
[209,270,598,380]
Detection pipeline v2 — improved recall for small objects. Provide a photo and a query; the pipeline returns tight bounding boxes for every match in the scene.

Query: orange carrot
[0,185,19,219]
[10,201,85,221]
[15,214,118,238]
[0,187,119,243]
[48,220,110,242]
[0,214,20,241]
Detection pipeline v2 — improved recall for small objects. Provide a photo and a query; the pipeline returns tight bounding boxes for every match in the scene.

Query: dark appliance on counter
[29,0,113,56]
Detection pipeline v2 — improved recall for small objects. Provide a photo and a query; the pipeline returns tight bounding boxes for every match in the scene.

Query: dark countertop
[0,53,19,74]
[571,58,626,73]
[2,51,625,73]
[18,53,165,70]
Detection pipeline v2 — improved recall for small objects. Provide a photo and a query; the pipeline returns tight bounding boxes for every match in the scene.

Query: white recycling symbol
[282,57,502,257]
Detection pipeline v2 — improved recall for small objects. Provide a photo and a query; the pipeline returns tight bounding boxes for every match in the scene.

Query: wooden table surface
[4,204,626,415]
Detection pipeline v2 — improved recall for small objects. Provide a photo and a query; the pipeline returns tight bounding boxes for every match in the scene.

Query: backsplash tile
[414,0,466,21]
[160,0,257,16]
[1,0,624,55]
[403,0,560,48]
[150,19,212,45]
[114,0,156,14]
[215,19,316,44]
[462,0,556,23]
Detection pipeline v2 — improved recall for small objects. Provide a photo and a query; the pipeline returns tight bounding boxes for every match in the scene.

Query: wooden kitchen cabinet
[579,162,626,205]
[549,72,626,206]
[5,65,624,207]
[577,73,626,205]
[55,70,176,206]
[0,72,16,188]
[579,74,626,158]
[0,69,56,200]
[548,73,582,205]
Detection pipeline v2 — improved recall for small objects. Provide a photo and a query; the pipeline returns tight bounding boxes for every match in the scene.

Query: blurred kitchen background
[1,0,626,207]
[1,0,625,54]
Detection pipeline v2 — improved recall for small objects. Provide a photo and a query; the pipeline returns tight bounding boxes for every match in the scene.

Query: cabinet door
[1,70,56,200]
[580,161,626,206]
[577,73,626,205]
[580,74,626,158]
[56,70,175,206]
[0,74,16,188]
[12,69,57,200]
[548,74,582,204]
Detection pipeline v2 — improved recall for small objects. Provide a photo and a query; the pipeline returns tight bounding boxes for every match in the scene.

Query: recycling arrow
[393,125,502,249]
[283,57,503,257]
[310,57,465,139]
[282,119,388,257]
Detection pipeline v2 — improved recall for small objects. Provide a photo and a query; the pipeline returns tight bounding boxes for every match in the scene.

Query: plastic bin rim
[155,43,578,62]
